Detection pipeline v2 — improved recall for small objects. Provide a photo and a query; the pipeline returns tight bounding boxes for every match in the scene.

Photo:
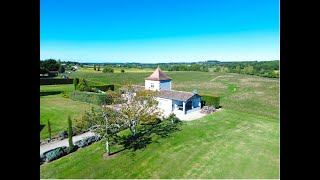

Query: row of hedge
[85,80,115,91]
[40,78,73,85]
[40,146,78,164]
[40,135,102,164]
[69,90,113,105]
[202,95,220,108]
[114,84,123,91]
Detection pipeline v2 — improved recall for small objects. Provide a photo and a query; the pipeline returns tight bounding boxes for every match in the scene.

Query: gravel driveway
[40,131,95,154]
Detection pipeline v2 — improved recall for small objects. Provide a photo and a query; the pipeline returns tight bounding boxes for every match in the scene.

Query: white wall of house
[145,80,171,91]
[159,80,171,90]
[145,80,160,91]
[157,97,173,113]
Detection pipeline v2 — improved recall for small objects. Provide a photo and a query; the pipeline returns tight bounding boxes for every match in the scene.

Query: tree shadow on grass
[117,121,183,155]
[40,91,62,97]
[40,124,45,132]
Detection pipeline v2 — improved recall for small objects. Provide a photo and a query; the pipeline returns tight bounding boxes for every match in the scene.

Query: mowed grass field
[40,85,98,140]
[70,69,279,119]
[40,68,279,178]
[40,110,279,179]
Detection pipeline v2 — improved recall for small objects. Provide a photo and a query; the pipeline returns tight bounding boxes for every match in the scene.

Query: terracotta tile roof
[145,67,171,81]
[159,89,201,101]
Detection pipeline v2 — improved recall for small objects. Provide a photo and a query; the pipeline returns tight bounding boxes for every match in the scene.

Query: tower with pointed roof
[145,67,172,91]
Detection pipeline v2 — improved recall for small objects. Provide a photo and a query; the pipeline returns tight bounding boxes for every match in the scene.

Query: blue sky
[40,0,279,63]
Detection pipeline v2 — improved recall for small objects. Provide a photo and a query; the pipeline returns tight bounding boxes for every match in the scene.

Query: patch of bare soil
[102,153,118,160]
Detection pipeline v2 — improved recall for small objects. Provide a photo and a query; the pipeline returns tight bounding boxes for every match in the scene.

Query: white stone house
[130,67,201,115]
[120,67,202,115]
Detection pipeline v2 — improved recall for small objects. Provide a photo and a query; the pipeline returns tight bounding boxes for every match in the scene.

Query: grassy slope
[40,85,97,140]
[70,70,279,119]
[40,110,279,179]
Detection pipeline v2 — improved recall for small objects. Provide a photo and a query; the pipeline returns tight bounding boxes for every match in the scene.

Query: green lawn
[40,109,279,179]
[70,71,279,119]
[40,85,98,140]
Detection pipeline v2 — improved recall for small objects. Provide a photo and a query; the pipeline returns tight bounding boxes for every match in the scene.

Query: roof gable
[145,67,171,81]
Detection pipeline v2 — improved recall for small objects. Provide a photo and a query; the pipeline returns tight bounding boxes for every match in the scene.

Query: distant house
[72,65,80,71]
[40,68,49,77]
[122,67,202,115]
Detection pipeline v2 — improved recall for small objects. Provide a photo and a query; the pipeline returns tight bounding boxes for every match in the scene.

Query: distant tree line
[83,60,279,78]
[40,59,81,74]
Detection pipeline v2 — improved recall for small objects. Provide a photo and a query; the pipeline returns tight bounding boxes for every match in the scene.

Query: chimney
[193,89,198,94]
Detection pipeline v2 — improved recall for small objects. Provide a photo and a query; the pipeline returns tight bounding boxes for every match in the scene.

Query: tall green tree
[93,64,96,71]
[40,59,60,71]
[68,115,74,147]
[236,65,241,74]
[58,66,65,73]
[48,120,52,140]
[73,77,79,90]
[97,65,100,71]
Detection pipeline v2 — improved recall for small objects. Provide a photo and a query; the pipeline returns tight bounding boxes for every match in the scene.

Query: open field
[40,69,279,178]
[40,109,279,179]
[70,71,279,119]
[40,85,98,140]
[77,67,156,73]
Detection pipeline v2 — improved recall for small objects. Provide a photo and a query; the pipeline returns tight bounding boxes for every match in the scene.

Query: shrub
[76,79,91,91]
[164,113,180,124]
[75,135,102,148]
[58,131,68,140]
[40,154,46,164]
[102,67,114,73]
[73,77,79,90]
[80,79,114,92]
[70,91,113,105]
[61,91,69,98]
[90,84,114,92]
[121,69,125,73]
[40,78,73,85]
[43,146,67,162]
[202,95,220,108]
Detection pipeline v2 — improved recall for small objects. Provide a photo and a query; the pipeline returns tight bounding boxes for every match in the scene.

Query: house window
[151,83,154,88]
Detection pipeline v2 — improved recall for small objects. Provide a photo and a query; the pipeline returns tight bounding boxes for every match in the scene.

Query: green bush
[40,154,46,164]
[91,84,114,91]
[70,91,113,105]
[202,95,220,108]
[76,79,91,91]
[60,91,69,98]
[164,113,180,124]
[102,67,114,73]
[43,146,67,162]
[73,77,79,90]
[40,78,73,85]
[86,80,114,91]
